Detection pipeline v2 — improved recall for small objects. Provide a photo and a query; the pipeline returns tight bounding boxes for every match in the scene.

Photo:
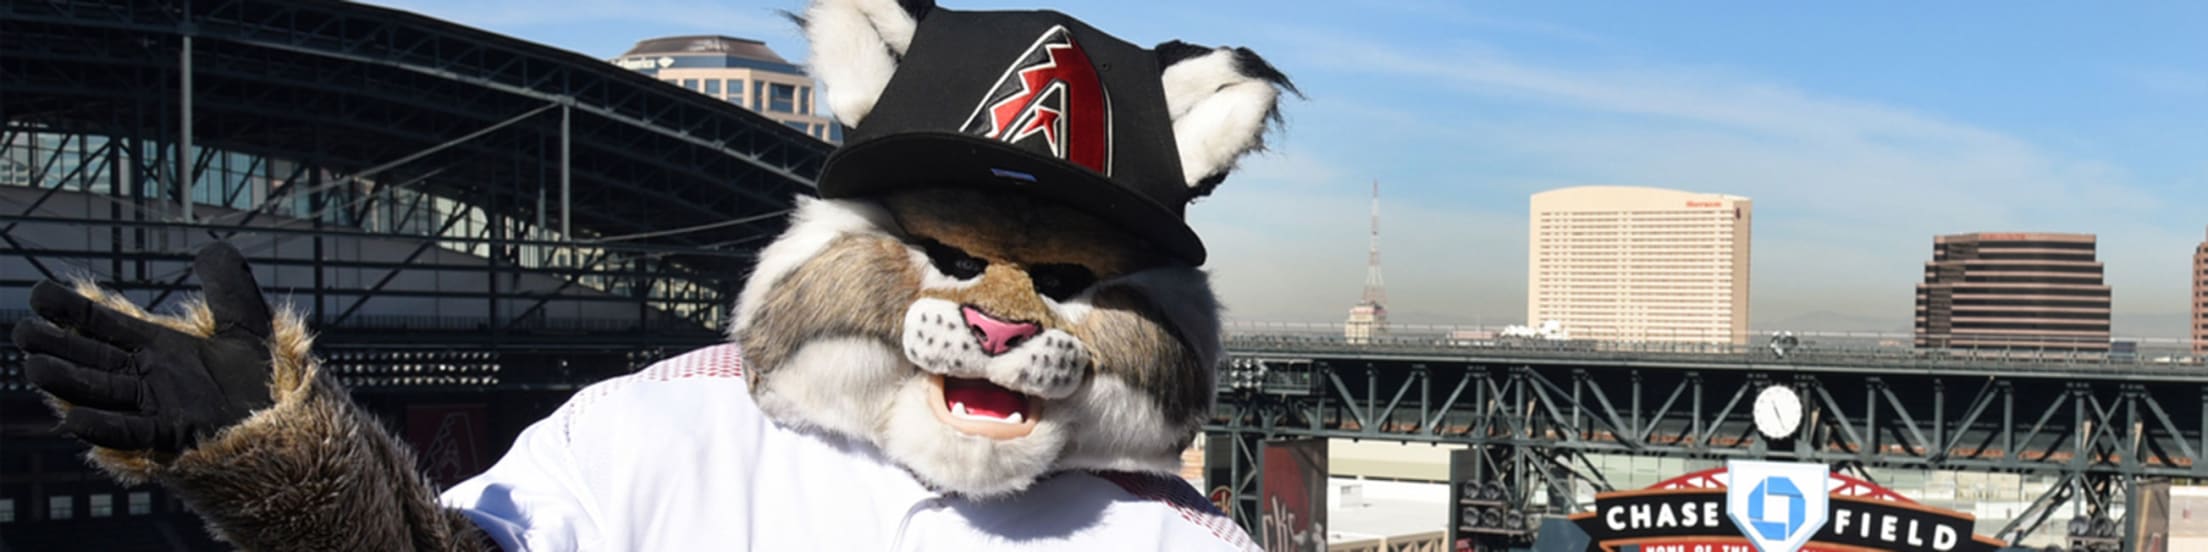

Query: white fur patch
[1159,48,1281,188]
[749,337,910,438]
[1042,292,1095,325]
[902,298,988,379]
[902,298,1091,400]
[878,377,1067,497]
[730,197,900,335]
[1052,375,1188,475]
[802,0,920,126]
[853,0,920,55]
[1160,49,1239,120]
[986,328,1087,399]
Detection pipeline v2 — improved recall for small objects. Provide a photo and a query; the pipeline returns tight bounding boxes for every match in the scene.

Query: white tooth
[952,402,969,416]
[1005,412,1024,424]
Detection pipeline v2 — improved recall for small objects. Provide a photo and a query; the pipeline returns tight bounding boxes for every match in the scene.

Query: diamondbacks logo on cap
[1726,460,1830,552]
[959,25,1113,175]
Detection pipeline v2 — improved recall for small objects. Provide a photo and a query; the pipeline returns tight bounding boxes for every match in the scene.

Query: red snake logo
[961,26,1112,175]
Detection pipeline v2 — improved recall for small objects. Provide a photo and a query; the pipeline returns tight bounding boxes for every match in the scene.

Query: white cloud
[2120,66,2208,97]
[366,1,2195,336]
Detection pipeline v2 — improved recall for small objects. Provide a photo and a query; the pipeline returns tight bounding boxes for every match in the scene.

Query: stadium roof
[620,35,793,64]
[0,0,832,281]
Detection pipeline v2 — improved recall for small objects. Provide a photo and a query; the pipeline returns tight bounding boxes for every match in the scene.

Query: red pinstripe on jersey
[640,343,745,381]
[1096,471,1259,551]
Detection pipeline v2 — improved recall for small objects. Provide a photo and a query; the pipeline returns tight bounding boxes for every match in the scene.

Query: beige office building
[611,36,837,142]
[1528,186,1753,345]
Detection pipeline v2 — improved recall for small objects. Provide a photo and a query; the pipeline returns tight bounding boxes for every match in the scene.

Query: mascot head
[733,0,1295,497]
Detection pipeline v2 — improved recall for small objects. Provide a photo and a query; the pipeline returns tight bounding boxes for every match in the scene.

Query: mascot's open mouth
[926,375,1041,439]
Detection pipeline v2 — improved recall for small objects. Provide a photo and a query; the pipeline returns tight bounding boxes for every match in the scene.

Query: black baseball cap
[816,8,1206,264]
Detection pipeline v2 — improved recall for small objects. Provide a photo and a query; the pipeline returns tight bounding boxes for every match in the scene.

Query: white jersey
[440,344,1257,551]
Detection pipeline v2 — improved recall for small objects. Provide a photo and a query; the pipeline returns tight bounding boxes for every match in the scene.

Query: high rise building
[2194,227,2206,355]
[1527,186,1752,345]
[1914,232,2111,352]
[611,35,837,142]
[1346,181,1387,343]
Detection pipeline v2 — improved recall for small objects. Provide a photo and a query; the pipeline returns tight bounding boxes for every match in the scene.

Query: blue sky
[372,1,2208,337]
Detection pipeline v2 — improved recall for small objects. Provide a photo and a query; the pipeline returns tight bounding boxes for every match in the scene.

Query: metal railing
[1222,332,2207,377]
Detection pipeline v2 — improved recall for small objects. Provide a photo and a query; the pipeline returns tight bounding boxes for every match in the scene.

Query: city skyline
[369,0,2208,338]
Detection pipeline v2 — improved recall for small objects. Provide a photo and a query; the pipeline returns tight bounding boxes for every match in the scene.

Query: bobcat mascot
[10,0,1294,549]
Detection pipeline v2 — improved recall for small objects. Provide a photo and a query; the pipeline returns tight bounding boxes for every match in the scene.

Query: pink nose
[961,305,1041,356]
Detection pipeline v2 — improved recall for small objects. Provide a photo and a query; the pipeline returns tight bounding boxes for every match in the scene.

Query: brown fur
[1076,286,1212,433]
[882,188,1163,279]
[742,233,923,384]
[71,280,215,336]
[56,284,493,551]
[882,187,1169,333]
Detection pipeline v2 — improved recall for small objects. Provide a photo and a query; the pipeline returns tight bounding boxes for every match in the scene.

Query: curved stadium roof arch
[0,0,832,335]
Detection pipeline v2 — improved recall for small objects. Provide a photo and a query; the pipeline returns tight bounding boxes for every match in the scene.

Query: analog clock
[1752,385,1803,440]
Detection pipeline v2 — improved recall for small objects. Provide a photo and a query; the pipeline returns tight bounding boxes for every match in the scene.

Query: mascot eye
[920,239,987,279]
[1026,264,1097,301]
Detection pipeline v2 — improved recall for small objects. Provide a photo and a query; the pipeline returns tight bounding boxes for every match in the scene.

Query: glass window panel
[769,83,797,113]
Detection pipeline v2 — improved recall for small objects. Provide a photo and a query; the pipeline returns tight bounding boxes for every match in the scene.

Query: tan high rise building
[611,36,837,142]
[1528,186,1752,345]
[2193,227,2206,355]
[1914,232,2110,352]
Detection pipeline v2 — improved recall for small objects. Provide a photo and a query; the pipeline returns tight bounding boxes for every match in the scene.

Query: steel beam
[1209,349,2208,546]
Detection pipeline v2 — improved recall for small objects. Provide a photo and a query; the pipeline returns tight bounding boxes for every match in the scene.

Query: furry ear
[800,0,934,126]
[1156,41,1299,197]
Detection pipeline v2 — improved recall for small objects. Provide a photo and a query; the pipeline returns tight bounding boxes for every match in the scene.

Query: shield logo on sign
[1726,460,1831,552]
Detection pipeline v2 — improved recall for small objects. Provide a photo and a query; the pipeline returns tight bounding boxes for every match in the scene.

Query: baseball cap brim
[817,131,1207,265]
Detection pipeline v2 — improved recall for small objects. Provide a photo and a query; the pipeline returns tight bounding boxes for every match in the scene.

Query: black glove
[11,242,277,453]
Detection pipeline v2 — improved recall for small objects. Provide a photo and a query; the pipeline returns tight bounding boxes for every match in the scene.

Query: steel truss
[1208,355,2208,548]
[2,0,831,283]
[0,0,844,351]
[0,126,740,343]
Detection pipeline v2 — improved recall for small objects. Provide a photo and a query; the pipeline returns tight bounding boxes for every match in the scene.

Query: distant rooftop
[1326,478,1449,544]
[1533,185,1751,202]
[619,35,790,64]
[1935,231,2097,243]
